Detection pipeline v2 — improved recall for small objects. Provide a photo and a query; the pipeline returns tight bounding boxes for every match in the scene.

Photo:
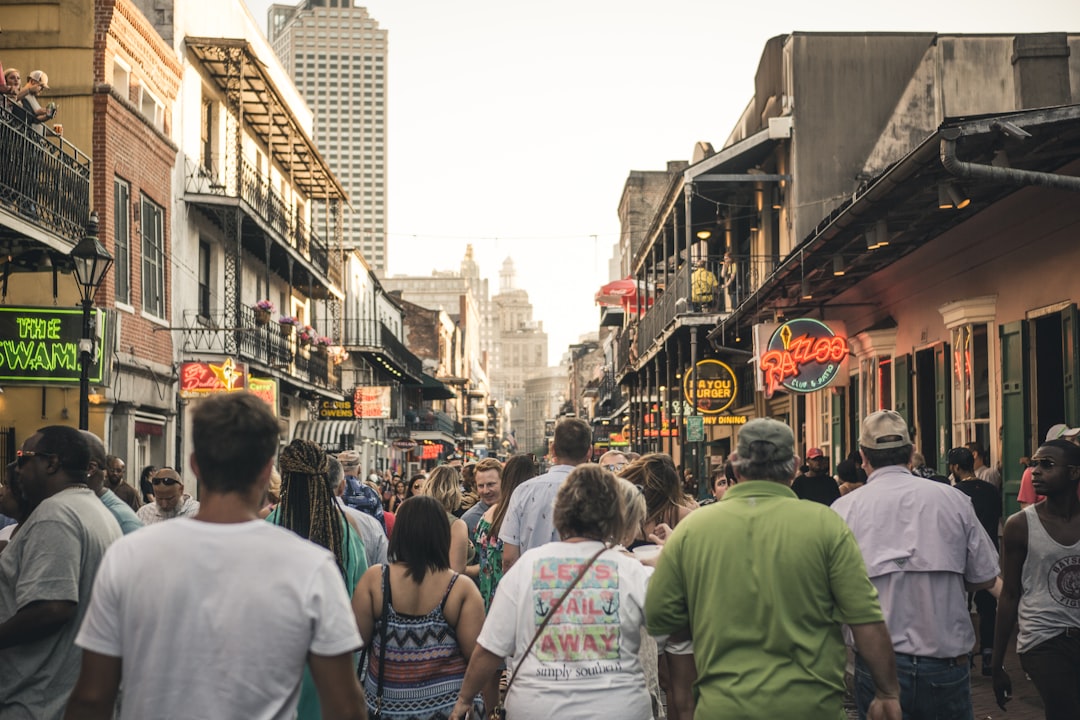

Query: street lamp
[70,211,112,430]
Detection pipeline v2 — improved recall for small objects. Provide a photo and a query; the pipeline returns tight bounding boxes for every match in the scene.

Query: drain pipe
[940,127,1080,193]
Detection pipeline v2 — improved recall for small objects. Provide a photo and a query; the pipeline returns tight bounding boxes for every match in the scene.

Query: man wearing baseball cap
[833,410,1000,719]
[792,446,841,506]
[648,418,901,719]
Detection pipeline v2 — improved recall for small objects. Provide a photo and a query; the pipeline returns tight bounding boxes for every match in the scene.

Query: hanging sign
[319,398,355,419]
[0,306,107,384]
[180,358,246,398]
[393,439,418,450]
[682,359,738,414]
[754,319,850,398]
[353,386,391,419]
[247,376,278,413]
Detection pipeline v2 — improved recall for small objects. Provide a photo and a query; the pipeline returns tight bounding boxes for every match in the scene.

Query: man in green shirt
[646,418,901,719]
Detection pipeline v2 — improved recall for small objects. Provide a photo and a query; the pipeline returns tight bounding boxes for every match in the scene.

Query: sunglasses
[152,477,181,486]
[603,463,627,472]
[16,450,57,467]
[1028,458,1080,470]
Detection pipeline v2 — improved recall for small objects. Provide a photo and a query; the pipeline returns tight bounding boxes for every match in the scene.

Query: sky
[244,0,1079,362]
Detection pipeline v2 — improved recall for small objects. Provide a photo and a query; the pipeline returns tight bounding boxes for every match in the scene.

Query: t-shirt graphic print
[533,557,620,662]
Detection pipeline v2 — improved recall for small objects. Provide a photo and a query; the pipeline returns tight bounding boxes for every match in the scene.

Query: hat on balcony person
[17,70,54,125]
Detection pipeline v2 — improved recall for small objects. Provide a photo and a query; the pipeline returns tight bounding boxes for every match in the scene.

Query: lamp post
[70,211,113,430]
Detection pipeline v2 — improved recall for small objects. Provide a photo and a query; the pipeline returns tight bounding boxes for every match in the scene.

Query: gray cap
[737,418,794,463]
[860,410,911,449]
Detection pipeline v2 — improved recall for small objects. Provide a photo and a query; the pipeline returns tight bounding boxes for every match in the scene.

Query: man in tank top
[993,438,1080,718]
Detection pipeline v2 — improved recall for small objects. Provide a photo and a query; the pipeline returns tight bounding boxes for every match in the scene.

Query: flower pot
[280,323,295,337]
[254,308,271,326]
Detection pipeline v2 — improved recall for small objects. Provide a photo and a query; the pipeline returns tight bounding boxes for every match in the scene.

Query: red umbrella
[595,277,639,306]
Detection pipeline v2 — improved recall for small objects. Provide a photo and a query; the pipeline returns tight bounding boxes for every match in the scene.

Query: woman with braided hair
[267,439,367,720]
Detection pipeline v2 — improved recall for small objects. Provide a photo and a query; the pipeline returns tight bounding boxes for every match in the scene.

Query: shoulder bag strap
[503,544,608,696]
[374,564,391,715]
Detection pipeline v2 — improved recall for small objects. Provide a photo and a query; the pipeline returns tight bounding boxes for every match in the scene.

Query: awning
[292,420,360,452]
[407,373,456,401]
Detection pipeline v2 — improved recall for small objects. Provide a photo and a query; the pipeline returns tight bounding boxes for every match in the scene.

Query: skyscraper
[268,0,388,272]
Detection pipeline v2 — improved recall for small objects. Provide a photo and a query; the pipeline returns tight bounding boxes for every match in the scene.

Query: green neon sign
[0,306,106,383]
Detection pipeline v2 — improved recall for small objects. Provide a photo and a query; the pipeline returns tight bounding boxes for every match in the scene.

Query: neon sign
[759,318,849,397]
[179,359,247,398]
[682,359,738,414]
[0,306,107,383]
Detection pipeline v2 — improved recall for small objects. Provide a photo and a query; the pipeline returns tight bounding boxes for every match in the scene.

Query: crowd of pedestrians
[2,394,1079,718]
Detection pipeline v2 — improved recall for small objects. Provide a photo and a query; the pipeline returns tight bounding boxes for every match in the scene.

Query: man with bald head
[81,432,142,535]
[136,469,199,525]
[0,426,120,718]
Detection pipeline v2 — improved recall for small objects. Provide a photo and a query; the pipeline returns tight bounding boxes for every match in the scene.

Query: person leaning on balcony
[16,70,54,124]
[690,259,718,311]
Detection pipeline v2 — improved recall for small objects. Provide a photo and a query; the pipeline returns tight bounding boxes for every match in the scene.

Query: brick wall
[90,0,181,369]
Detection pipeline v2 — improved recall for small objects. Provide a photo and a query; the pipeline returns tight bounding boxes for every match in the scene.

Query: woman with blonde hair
[622,453,698,538]
[421,465,471,573]
[449,464,654,720]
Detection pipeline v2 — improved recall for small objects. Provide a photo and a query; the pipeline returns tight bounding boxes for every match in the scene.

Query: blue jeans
[855,652,973,720]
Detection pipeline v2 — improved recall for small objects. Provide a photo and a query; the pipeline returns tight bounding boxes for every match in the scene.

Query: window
[200,98,215,177]
[140,196,165,317]
[940,296,997,457]
[113,178,131,304]
[139,86,164,131]
[198,240,211,319]
[112,58,131,102]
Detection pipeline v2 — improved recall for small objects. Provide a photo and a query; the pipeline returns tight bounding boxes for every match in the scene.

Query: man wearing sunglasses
[135,468,199,525]
[1018,424,1080,509]
[0,426,121,718]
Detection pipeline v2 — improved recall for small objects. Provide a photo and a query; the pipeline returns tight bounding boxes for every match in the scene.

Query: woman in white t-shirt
[448,464,653,720]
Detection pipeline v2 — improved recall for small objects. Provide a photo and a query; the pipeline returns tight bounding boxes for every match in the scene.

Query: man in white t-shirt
[64,392,366,720]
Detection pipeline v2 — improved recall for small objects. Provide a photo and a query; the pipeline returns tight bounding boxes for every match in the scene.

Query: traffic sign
[686,415,705,443]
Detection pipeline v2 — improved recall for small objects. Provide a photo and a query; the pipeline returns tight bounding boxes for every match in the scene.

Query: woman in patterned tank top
[352,495,486,719]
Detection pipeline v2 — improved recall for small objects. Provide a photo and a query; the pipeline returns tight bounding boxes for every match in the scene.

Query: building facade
[267,0,388,272]
[615,31,1080,512]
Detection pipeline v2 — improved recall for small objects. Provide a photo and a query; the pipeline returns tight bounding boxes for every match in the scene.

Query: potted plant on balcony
[252,300,274,326]
[278,315,299,337]
[327,345,349,366]
[313,336,332,356]
[298,325,316,347]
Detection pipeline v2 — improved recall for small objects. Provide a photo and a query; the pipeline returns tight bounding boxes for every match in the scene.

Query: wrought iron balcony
[632,253,778,364]
[184,156,335,284]
[180,307,340,392]
[342,319,423,382]
[0,98,91,250]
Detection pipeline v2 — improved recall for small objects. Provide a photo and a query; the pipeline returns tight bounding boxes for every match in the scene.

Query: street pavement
[969,636,1044,720]
[842,633,1045,720]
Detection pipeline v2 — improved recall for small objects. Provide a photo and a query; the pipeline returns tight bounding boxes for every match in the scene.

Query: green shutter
[1063,305,1079,428]
[934,343,952,472]
[831,390,845,464]
[894,353,911,427]
[1000,321,1029,518]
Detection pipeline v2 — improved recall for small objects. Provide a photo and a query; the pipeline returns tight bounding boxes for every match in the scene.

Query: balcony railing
[0,97,91,245]
[180,307,340,392]
[184,155,332,278]
[342,319,423,381]
[633,253,778,361]
[412,408,458,435]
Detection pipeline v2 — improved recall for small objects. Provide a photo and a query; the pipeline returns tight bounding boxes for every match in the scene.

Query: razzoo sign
[754,319,850,398]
